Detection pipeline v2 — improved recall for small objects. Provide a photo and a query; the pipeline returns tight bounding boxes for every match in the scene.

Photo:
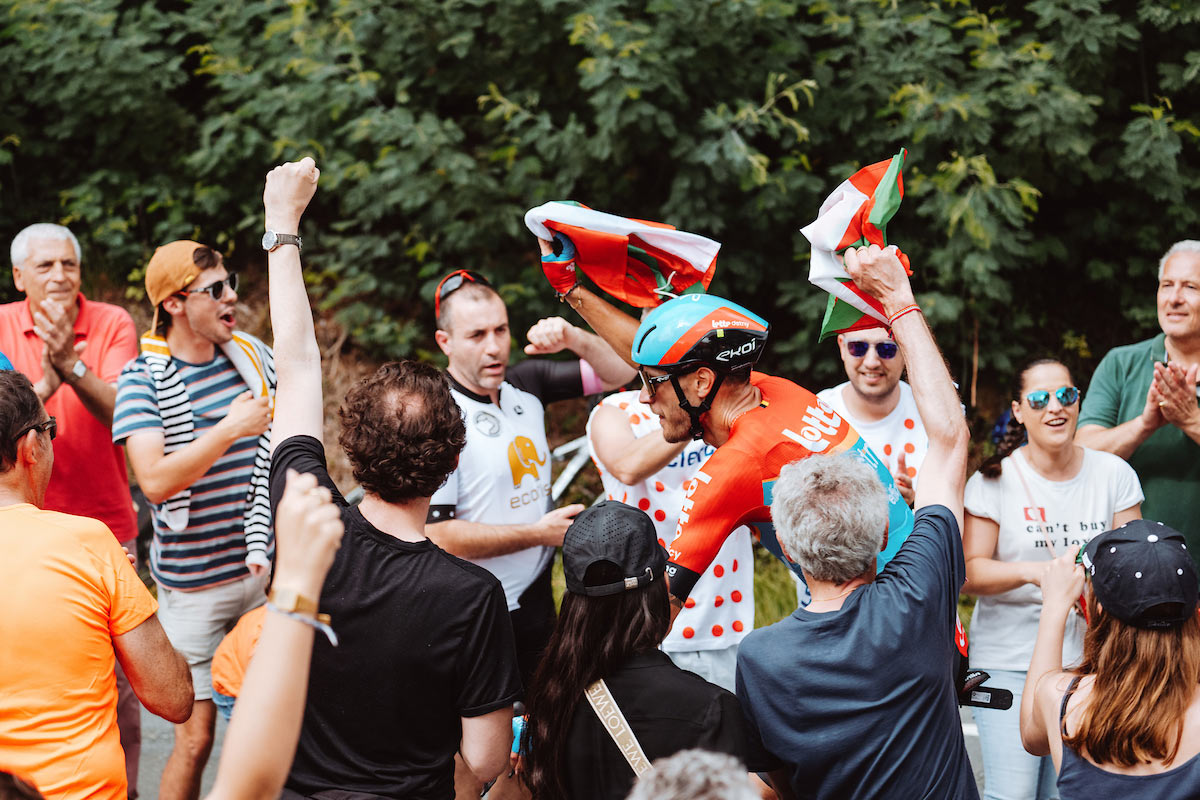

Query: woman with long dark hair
[962,358,1143,800]
[1021,520,1200,796]
[520,500,776,800]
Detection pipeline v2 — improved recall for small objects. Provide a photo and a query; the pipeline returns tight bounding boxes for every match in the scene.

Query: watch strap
[268,587,324,620]
[273,233,302,251]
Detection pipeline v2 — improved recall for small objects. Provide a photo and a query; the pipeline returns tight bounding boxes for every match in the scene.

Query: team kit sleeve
[427,465,459,523]
[665,448,758,602]
[506,358,586,406]
[111,361,164,444]
[1077,350,1123,429]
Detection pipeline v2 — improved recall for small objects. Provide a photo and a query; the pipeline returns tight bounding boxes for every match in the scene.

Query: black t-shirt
[564,650,777,800]
[271,435,522,800]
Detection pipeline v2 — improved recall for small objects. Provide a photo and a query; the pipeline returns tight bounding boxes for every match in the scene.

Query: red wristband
[887,304,921,325]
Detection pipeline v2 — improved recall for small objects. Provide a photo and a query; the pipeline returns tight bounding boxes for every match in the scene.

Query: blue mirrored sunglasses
[1025,386,1079,411]
[847,340,899,359]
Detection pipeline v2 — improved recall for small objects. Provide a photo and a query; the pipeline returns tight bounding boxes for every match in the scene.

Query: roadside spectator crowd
[1,156,1199,800]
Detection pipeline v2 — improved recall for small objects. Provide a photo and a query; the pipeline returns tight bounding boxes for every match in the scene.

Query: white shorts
[156,572,269,702]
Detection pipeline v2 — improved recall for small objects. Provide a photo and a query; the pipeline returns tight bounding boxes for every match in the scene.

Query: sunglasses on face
[12,416,56,444]
[434,270,492,319]
[178,272,238,302]
[639,367,675,400]
[847,340,899,359]
[1024,386,1080,411]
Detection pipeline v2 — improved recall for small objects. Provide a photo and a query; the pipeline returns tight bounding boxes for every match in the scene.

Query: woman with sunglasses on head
[1020,520,1200,798]
[962,357,1143,800]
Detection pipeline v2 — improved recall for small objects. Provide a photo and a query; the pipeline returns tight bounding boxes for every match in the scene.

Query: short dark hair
[435,281,503,332]
[156,245,224,334]
[337,360,466,504]
[0,371,43,472]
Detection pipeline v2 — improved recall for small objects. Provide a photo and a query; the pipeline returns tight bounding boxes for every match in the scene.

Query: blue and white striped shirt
[113,351,260,590]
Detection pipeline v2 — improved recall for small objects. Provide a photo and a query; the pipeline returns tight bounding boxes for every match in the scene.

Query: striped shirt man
[113,349,262,591]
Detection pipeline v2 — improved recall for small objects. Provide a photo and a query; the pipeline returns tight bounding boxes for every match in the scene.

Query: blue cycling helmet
[632,294,769,438]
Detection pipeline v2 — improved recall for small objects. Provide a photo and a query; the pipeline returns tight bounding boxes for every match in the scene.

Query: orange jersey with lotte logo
[665,372,914,602]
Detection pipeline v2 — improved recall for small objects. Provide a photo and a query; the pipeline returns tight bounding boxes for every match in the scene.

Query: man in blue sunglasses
[817,327,929,507]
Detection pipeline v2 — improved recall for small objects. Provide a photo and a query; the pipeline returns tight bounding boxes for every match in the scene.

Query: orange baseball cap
[146,240,205,333]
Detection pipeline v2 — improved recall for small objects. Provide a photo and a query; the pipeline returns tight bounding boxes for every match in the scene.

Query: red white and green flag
[524,201,719,307]
[800,148,911,341]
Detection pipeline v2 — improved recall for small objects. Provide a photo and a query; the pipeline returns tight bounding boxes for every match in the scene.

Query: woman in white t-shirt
[962,358,1143,800]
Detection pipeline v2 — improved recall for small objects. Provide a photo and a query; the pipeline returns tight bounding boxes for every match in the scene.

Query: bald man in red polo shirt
[1,222,143,797]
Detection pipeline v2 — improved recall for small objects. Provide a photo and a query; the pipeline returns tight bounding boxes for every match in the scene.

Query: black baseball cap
[562,501,668,597]
[1081,520,1199,628]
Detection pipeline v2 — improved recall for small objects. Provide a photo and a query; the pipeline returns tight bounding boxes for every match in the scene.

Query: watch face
[261,231,276,250]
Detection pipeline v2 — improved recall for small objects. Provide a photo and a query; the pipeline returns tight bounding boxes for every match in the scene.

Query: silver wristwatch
[70,359,87,380]
[262,230,303,252]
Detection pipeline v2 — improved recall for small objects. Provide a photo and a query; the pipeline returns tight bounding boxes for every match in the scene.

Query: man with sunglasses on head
[113,240,275,800]
[817,328,929,507]
[0,223,150,795]
[427,268,636,695]
[0,369,192,800]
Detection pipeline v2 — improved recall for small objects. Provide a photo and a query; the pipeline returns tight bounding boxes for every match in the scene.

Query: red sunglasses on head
[434,270,492,319]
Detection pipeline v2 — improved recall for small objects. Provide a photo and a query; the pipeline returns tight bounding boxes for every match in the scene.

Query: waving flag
[800,149,911,341]
[525,201,718,307]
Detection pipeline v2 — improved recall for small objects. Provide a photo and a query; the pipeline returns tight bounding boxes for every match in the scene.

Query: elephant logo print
[508,436,546,487]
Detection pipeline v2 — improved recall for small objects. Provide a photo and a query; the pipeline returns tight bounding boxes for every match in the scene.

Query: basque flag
[524,201,719,308]
[800,148,911,341]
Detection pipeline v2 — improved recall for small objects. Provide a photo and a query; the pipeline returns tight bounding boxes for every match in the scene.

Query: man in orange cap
[112,240,275,800]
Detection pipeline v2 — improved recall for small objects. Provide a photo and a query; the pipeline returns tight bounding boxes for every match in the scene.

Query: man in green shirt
[1078,240,1200,561]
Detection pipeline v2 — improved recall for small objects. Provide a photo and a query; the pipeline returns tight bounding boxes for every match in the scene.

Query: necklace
[808,584,858,605]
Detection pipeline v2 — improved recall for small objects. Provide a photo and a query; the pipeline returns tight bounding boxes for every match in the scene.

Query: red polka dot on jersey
[684,598,695,609]
[628,414,640,425]
[883,444,893,456]
[638,498,650,511]
[731,590,743,603]
[732,559,738,572]
[713,565,725,578]
[714,595,724,607]
[654,509,666,522]
[904,418,915,429]
[655,481,665,492]
[712,625,724,637]
[732,620,744,632]
[904,442,915,454]
[618,402,629,410]
[658,538,666,548]
[682,627,695,639]
[907,466,917,478]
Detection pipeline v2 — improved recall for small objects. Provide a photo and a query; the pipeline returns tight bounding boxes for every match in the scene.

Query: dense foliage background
[3,0,1198,414]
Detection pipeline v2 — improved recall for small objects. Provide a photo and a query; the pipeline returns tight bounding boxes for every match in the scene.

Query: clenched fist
[264,157,320,235]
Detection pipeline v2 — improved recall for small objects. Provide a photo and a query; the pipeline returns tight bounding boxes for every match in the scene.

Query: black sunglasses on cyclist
[434,270,492,319]
[847,340,899,359]
[1024,386,1080,411]
[12,416,56,444]
[178,272,238,302]
[639,367,675,400]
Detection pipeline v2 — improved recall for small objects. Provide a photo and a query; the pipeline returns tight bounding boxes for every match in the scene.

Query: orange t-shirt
[0,504,157,800]
[211,605,266,698]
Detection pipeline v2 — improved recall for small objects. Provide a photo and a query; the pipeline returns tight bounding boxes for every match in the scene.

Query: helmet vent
[635,325,657,354]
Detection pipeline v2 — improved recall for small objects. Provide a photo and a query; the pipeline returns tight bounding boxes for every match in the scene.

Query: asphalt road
[131,706,986,799]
